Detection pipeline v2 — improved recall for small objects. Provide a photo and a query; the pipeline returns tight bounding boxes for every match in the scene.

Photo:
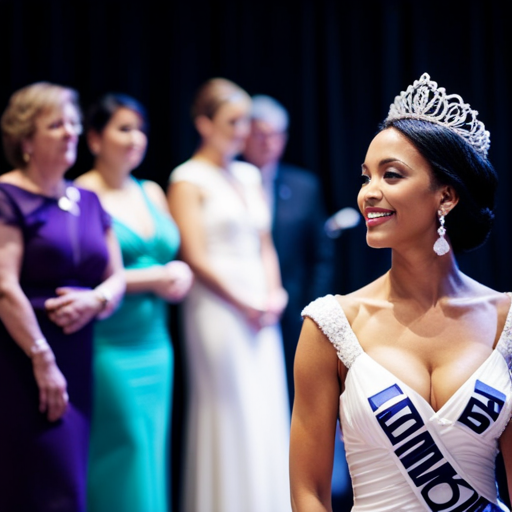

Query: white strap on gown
[303,294,512,512]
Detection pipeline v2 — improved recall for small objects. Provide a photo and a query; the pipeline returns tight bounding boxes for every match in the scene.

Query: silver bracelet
[28,338,51,358]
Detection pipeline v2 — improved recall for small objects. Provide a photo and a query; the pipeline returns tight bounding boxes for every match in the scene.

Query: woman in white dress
[290,73,512,511]
[167,78,291,512]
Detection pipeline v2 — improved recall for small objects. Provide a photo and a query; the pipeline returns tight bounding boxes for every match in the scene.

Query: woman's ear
[439,185,459,215]
[21,137,33,158]
[87,130,102,156]
[194,115,212,139]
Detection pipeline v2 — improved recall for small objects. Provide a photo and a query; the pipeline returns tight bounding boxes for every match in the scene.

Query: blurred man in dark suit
[243,95,335,408]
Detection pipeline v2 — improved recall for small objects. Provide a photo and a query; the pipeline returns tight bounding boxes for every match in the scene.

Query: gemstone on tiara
[385,73,491,158]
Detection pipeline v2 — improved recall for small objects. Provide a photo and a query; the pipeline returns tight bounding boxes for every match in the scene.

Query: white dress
[303,294,512,512]
[170,159,291,512]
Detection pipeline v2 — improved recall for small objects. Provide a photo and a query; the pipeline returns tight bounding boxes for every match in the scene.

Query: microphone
[324,207,361,238]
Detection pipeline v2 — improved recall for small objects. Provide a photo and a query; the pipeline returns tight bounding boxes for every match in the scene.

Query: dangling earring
[433,209,450,256]
[22,152,31,163]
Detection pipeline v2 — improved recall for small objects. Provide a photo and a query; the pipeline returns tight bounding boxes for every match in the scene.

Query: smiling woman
[358,128,455,252]
[75,93,193,512]
[290,73,512,512]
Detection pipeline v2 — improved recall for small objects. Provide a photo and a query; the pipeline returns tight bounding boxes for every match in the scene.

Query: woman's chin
[365,235,391,250]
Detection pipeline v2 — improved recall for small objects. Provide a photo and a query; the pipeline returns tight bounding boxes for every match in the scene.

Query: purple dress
[0,183,111,512]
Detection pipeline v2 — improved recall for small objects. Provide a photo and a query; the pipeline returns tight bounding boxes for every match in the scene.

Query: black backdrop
[1,0,511,291]
[1,0,511,507]
[1,0,511,292]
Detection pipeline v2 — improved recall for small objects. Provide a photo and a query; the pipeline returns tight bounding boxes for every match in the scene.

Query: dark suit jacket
[271,163,335,404]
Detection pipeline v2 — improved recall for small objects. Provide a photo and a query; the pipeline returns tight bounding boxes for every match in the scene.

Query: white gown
[170,159,291,512]
[303,294,512,512]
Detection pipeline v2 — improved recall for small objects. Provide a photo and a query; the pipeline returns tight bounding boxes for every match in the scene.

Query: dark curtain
[1,0,510,291]
[1,0,511,508]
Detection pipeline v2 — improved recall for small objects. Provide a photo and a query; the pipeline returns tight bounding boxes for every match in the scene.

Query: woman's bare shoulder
[0,170,22,184]
[141,180,169,212]
[451,273,509,308]
[334,273,390,324]
[456,274,511,323]
[74,170,99,191]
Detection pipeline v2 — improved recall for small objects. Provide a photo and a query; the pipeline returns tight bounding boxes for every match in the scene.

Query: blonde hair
[1,82,80,169]
[191,78,250,120]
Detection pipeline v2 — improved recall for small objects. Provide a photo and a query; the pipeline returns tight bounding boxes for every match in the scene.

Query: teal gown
[87,179,180,512]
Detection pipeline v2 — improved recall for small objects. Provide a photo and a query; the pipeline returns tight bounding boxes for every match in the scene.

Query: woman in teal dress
[76,93,193,512]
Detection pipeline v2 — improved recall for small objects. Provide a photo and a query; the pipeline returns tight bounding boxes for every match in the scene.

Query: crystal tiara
[385,73,490,158]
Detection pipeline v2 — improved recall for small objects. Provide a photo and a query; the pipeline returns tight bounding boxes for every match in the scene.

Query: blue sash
[368,383,507,512]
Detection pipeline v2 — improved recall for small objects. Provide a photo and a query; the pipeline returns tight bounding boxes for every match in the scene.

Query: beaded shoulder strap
[301,294,363,369]
[496,292,512,368]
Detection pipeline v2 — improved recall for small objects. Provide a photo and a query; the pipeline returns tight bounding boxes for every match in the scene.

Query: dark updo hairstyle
[380,118,497,253]
[86,93,148,134]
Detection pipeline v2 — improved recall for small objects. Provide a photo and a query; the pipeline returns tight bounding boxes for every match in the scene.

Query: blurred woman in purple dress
[0,82,125,512]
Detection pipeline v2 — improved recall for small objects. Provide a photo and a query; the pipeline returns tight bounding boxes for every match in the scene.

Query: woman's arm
[499,419,512,505]
[0,223,68,422]
[95,227,125,317]
[290,317,342,512]
[122,180,193,301]
[259,229,288,324]
[167,180,264,323]
[123,262,193,302]
[45,227,125,330]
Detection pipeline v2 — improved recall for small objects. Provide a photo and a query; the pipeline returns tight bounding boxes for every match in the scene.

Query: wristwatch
[96,287,113,311]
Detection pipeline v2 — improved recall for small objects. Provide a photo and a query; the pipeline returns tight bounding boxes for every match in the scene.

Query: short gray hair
[250,95,289,132]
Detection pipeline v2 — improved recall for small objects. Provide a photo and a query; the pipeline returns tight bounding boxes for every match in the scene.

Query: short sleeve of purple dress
[0,182,111,512]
